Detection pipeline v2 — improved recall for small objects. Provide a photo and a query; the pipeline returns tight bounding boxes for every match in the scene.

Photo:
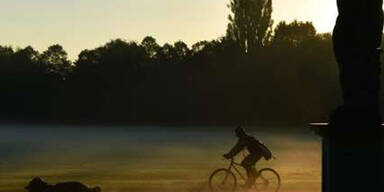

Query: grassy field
[0,126,321,192]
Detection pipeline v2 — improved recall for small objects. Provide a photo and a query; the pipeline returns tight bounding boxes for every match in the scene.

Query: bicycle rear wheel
[254,168,281,192]
[209,168,237,192]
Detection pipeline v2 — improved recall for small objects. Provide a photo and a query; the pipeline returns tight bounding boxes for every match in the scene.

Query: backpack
[256,139,273,160]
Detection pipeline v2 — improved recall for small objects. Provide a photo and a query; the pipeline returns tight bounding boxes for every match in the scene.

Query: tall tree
[227,0,273,53]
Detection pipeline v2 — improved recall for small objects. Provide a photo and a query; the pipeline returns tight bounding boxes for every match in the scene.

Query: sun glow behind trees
[273,0,338,34]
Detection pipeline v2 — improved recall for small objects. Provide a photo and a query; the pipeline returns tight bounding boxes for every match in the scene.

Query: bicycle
[209,158,281,192]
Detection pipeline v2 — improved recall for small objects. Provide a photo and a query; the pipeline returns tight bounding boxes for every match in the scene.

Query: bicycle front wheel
[254,168,281,192]
[209,168,237,192]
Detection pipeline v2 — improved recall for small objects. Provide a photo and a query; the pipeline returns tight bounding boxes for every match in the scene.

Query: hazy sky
[0,0,339,60]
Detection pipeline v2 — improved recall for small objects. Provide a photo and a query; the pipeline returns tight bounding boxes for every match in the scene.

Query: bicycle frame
[227,159,258,182]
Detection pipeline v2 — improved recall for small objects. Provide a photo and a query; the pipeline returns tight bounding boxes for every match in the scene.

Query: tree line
[1,0,366,126]
[0,20,343,126]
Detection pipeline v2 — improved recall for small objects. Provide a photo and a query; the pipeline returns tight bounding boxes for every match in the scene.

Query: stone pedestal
[310,123,383,192]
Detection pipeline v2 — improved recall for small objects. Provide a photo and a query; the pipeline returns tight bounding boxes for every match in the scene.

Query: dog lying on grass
[25,177,101,192]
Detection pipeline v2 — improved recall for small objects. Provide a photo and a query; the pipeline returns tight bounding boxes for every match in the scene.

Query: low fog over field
[0,126,321,192]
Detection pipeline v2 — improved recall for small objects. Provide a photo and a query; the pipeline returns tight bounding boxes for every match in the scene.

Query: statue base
[310,123,384,192]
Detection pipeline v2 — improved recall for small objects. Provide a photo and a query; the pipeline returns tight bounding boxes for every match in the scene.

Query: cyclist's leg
[241,155,261,188]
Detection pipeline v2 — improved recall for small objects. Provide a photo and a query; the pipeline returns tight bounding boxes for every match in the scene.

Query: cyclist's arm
[225,139,245,158]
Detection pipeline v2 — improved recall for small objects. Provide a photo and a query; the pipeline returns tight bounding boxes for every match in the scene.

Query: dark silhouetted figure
[223,127,267,188]
[331,0,383,126]
[25,177,101,192]
[326,0,384,191]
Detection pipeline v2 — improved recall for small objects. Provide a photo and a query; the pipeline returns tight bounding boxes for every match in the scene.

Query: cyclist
[223,126,265,189]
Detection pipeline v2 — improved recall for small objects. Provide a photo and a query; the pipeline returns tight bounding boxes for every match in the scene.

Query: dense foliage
[227,0,273,53]
[0,20,350,126]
